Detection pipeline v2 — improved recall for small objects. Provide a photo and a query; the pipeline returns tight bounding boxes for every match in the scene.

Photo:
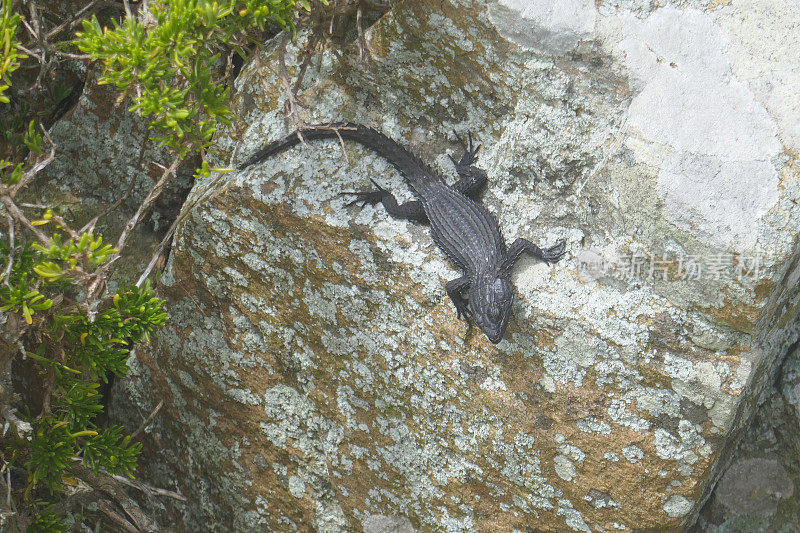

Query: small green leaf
[33,262,63,278]
[6,162,22,185]
[70,430,99,438]
[23,120,43,155]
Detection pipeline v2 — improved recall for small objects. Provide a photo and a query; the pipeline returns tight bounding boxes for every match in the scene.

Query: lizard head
[470,275,514,344]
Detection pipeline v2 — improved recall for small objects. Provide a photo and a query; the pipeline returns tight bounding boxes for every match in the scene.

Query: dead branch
[356,6,365,62]
[85,155,180,312]
[71,464,158,532]
[113,156,180,258]
[4,466,11,511]
[135,219,175,288]
[130,400,163,441]
[110,474,187,502]
[14,43,42,62]
[291,33,320,95]
[0,196,50,246]
[2,407,32,440]
[95,500,140,533]
[45,0,119,40]
[1,215,15,286]
[21,0,50,91]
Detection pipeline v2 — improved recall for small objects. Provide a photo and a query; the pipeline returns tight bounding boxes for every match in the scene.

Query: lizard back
[417,180,506,274]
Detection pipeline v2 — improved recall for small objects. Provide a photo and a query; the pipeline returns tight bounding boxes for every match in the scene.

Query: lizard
[238,123,566,344]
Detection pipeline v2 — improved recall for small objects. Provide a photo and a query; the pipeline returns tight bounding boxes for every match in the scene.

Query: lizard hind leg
[450,131,481,167]
[449,131,488,199]
[341,179,428,222]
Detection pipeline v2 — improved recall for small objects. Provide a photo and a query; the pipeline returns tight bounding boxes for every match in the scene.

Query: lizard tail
[237,123,435,185]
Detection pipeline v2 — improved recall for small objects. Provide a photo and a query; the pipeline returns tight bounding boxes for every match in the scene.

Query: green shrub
[0,0,25,104]
[1,239,167,492]
[77,0,307,155]
[1,0,325,528]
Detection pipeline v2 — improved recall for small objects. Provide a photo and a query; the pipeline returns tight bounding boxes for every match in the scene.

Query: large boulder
[111,0,800,530]
[693,341,800,531]
[35,78,195,280]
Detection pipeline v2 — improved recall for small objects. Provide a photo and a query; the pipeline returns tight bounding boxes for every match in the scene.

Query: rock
[362,514,417,533]
[35,79,194,280]
[693,342,800,531]
[781,344,800,436]
[715,458,793,517]
[110,0,800,531]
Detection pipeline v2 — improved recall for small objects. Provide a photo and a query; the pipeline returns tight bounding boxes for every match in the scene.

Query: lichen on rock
[110,0,800,531]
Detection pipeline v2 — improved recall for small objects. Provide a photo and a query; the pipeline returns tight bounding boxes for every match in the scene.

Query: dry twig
[5,466,11,511]
[135,217,177,288]
[45,0,114,40]
[86,155,181,314]
[130,400,163,440]
[0,196,49,246]
[2,407,32,440]
[113,156,180,257]
[111,474,187,502]
[21,1,52,91]
[291,33,320,95]
[356,6,365,61]
[72,464,159,532]
[1,215,15,286]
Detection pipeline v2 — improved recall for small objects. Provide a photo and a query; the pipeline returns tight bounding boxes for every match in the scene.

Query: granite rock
[110,0,800,530]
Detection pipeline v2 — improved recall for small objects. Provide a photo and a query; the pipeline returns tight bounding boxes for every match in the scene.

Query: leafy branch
[0,0,375,529]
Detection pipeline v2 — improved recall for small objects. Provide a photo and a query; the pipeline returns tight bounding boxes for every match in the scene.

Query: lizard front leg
[342,179,428,222]
[500,238,567,275]
[449,131,488,199]
[446,275,472,322]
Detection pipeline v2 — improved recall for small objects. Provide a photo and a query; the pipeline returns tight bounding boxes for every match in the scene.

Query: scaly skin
[238,123,566,344]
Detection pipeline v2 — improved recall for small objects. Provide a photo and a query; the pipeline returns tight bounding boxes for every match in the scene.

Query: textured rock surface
[35,79,194,279]
[110,0,800,531]
[692,342,800,532]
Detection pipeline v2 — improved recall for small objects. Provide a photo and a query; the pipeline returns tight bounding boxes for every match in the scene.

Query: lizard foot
[453,300,472,321]
[541,240,567,263]
[449,130,481,167]
[341,179,386,207]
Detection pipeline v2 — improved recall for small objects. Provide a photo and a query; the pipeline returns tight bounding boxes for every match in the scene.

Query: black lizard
[238,123,566,344]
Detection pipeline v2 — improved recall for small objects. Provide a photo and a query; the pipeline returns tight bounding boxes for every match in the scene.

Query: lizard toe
[543,240,567,262]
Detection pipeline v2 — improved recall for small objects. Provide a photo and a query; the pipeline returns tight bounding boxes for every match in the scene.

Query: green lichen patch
[110,0,800,531]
